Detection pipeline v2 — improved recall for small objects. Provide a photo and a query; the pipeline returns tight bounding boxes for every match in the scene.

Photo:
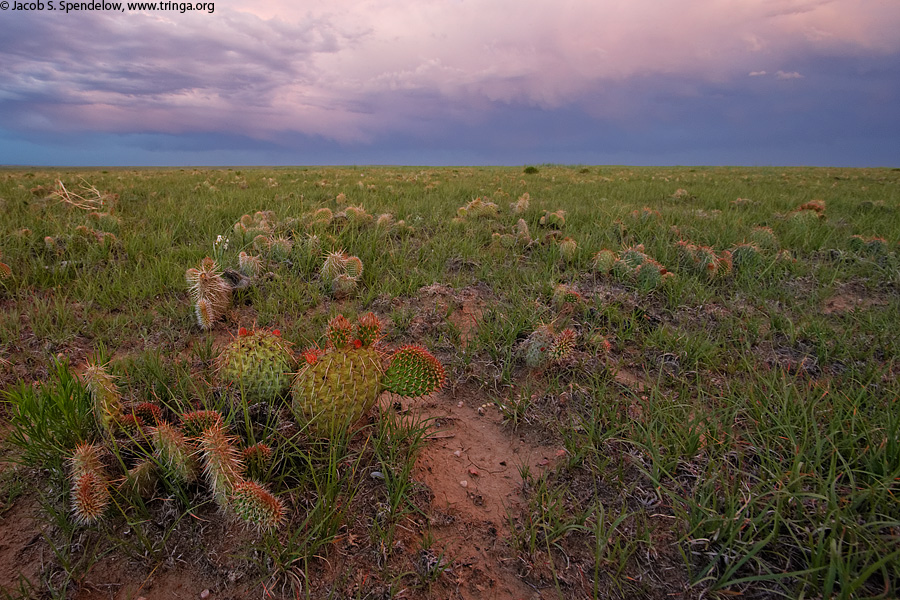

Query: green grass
[1,165,899,598]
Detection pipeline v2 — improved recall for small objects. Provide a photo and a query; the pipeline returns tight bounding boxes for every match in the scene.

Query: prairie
[0,165,898,599]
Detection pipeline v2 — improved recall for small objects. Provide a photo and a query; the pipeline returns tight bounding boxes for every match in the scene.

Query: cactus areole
[291,314,445,435]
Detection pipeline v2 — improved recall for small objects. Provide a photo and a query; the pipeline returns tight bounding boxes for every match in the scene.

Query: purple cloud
[0,0,898,164]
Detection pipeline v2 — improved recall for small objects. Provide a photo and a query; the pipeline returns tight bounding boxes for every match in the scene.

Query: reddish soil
[400,389,562,600]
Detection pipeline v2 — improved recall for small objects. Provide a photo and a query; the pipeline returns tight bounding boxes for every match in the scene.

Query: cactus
[242,443,273,481]
[523,324,576,369]
[675,241,732,280]
[515,218,532,244]
[0,249,11,279]
[609,245,669,290]
[510,193,530,214]
[750,226,779,250]
[186,257,231,330]
[630,207,661,222]
[152,422,198,484]
[71,470,110,524]
[81,361,123,435]
[133,402,163,426]
[231,480,285,532]
[216,327,294,403]
[547,329,576,362]
[291,314,444,435]
[199,423,244,509]
[355,312,382,347]
[345,205,373,226]
[551,284,582,310]
[539,210,566,227]
[381,346,446,398]
[118,459,159,500]
[730,243,761,270]
[68,444,110,524]
[320,250,363,298]
[558,237,577,261]
[592,249,617,274]
[238,251,263,277]
[849,235,889,256]
[181,410,224,438]
[457,198,499,219]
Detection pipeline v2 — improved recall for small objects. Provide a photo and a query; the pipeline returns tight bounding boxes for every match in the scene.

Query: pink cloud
[1,0,898,142]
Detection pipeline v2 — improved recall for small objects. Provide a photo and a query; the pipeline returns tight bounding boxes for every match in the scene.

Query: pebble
[453,450,462,458]
[200,591,210,600]
[460,480,468,488]
[457,401,464,407]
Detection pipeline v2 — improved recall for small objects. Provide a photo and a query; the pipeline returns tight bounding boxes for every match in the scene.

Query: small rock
[453,450,462,458]
[468,467,479,477]
[460,480,468,488]
[200,591,210,600]
[457,401,464,407]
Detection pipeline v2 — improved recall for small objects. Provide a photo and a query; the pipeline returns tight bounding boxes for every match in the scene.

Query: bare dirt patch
[397,389,563,600]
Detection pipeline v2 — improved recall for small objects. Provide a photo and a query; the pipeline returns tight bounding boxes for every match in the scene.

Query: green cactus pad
[291,345,383,434]
[216,328,294,403]
[382,346,446,398]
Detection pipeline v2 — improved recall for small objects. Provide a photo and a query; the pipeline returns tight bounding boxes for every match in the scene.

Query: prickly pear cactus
[81,361,122,436]
[186,257,231,330]
[291,313,444,435]
[382,346,446,398]
[216,327,294,403]
[523,324,558,369]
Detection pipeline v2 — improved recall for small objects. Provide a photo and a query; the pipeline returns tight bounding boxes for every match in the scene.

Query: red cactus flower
[238,327,249,337]
[272,329,281,337]
[353,339,362,349]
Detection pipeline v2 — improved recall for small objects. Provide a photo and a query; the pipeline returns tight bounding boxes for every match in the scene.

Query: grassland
[0,165,899,599]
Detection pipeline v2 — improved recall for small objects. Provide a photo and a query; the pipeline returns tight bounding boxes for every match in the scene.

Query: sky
[1,0,899,167]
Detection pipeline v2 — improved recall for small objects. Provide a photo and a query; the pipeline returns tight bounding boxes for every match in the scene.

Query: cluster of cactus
[186,257,231,329]
[300,205,410,235]
[510,192,530,214]
[43,226,119,256]
[539,210,566,228]
[233,211,277,240]
[88,211,121,232]
[69,364,285,531]
[592,249,617,274]
[491,218,533,250]
[320,250,364,298]
[551,284,583,311]
[594,245,671,290]
[675,241,733,280]
[849,235,889,256]
[521,324,577,369]
[729,243,762,271]
[291,313,445,435]
[252,234,293,262]
[456,197,500,219]
[216,327,295,403]
[787,200,826,226]
[749,226,779,250]
[630,206,661,222]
